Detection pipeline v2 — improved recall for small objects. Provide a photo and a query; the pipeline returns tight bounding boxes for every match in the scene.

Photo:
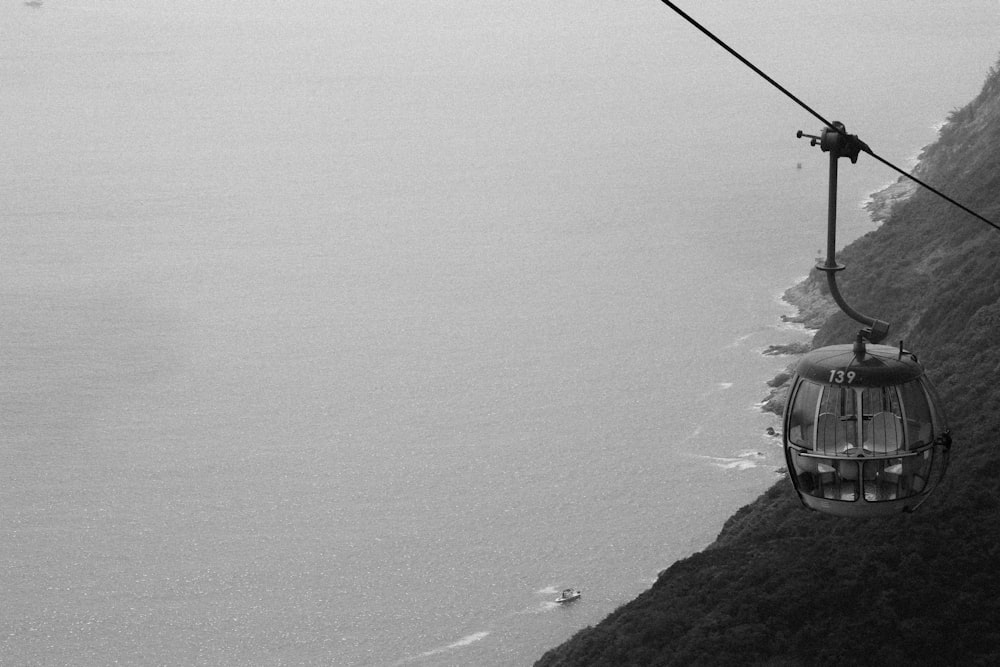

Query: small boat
[555,588,581,604]
[25,0,44,6]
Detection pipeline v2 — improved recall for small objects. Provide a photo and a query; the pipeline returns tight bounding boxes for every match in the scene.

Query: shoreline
[863,176,919,225]
[757,282,825,417]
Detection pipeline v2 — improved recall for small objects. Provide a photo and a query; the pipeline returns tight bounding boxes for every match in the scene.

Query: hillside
[536,59,1000,666]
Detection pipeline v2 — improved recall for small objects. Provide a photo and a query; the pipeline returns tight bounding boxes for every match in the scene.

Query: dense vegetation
[536,60,1000,666]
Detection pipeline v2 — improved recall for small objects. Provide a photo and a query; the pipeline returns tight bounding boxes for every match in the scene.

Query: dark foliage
[536,59,1000,666]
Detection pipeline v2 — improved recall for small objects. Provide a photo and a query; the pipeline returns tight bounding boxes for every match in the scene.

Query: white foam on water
[699,384,733,399]
[725,333,754,348]
[697,453,763,471]
[518,601,562,615]
[447,631,490,649]
[397,631,493,665]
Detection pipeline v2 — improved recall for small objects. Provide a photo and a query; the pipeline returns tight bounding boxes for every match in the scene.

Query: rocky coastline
[778,272,837,329]
[863,176,919,224]
[758,273,833,416]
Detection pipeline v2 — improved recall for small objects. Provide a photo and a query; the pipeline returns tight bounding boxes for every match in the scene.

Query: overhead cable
[657,0,1000,232]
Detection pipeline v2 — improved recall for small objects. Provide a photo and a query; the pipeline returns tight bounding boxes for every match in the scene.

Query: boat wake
[396,585,571,663]
[445,631,490,649]
[518,585,569,613]
[394,631,491,665]
[516,600,562,615]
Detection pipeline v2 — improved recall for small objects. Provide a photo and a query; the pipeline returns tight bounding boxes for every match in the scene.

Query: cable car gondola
[783,338,950,517]
[783,125,952,517]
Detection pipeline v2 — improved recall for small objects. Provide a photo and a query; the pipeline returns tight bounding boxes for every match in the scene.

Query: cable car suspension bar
[798,124,890,344]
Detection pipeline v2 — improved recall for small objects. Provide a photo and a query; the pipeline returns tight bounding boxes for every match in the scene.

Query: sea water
[2,2,997,665]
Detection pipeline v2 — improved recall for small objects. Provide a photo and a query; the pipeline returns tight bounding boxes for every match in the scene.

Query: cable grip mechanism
[797,122,870,163]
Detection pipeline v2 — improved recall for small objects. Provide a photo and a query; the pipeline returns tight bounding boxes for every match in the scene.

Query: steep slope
[536,60,1000,667]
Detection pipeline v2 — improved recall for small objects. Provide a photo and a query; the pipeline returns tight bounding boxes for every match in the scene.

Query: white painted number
[828,370,857,384]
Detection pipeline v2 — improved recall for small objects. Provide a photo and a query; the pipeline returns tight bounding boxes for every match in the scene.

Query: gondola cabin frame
[782,343,949,517]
